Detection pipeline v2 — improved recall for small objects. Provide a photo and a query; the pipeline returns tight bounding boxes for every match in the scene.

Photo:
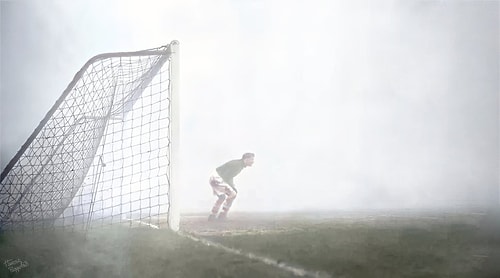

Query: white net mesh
[1,43,177,231]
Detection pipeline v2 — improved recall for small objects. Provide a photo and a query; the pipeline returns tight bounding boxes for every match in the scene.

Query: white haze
[0,0,498,213]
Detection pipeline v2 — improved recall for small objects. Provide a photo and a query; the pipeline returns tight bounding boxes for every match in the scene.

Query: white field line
[122,218,160,229]
[178,231,332,278]
[123,218,331,277]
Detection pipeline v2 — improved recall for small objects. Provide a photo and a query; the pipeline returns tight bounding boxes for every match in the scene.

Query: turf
[1,209,499,278]
[204,210,500,278]
[0,227,295,278]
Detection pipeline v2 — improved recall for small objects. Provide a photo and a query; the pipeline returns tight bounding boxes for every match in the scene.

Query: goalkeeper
[208,153,255,221]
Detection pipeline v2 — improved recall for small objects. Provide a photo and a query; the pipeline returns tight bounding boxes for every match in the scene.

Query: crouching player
[208,153,255,221]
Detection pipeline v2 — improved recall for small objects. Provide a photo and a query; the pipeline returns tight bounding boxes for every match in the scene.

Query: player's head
[242,152,255,167]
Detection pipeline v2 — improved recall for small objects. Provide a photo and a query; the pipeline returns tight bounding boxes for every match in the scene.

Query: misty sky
[1,0,498,213]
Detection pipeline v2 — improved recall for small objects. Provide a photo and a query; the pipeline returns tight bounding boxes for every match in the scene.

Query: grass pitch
[1,208,499,278]
[0,227,292,278]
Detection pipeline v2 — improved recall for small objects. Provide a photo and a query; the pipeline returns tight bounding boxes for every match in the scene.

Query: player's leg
[218,187,237,220]
[208,175,227,221]
[209,194,226,221]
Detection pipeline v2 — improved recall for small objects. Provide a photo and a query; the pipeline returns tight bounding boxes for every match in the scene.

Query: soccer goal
[0,41,180,232]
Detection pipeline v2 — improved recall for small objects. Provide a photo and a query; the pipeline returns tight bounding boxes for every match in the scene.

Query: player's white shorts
[209,170,236,197]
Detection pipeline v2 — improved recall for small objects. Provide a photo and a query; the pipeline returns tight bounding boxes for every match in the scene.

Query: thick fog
[1,0,498,213]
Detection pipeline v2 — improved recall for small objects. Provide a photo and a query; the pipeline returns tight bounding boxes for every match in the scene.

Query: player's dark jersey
[216,159,245,187]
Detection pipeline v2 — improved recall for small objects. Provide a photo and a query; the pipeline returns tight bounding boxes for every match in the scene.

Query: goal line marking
[178,231,332,278]
[124,218,331,277]
[122,218,160,229]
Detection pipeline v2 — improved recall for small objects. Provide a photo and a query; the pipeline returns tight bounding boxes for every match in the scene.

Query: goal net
[0,41,180,232]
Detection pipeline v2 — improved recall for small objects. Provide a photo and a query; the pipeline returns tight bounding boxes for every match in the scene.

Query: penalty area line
[178,231,332,278]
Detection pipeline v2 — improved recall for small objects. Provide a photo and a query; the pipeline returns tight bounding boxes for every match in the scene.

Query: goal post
[0,41,181,232]
[168,41,180,231]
